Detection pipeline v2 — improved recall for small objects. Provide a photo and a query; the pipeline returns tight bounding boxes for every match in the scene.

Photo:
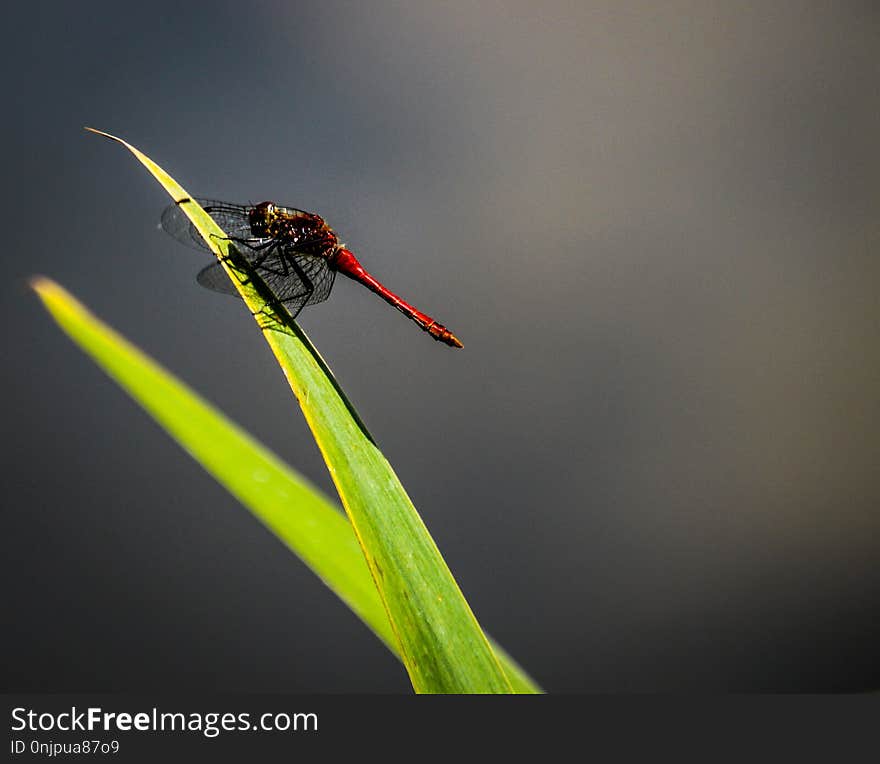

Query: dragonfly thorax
[247,201,337,254]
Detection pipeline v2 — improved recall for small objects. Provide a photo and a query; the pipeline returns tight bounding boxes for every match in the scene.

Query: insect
[160,199,463,348]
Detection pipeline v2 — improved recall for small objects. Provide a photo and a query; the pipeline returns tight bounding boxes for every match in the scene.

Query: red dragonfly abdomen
[332,248,463,348]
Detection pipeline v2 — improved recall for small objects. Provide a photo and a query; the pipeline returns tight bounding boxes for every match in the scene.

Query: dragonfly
[160,199,463,348]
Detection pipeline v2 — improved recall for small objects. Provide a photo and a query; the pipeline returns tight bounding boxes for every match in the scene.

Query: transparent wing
[160,198,266,252]
[194,245,336,318]
[257,245,336,307]
[195,262,239,295]
[302,254,336,306]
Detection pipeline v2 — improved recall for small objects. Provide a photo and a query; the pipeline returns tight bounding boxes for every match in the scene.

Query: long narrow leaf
[33,278,539,693]
[82,129,518,693]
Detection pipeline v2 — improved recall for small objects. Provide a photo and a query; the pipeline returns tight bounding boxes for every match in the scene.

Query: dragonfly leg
[250,243,280,272]
[256,249,316,310]
[215,251,254,288]
[214,239,279,290]
[252,304,284,330]
[284,253,315,307]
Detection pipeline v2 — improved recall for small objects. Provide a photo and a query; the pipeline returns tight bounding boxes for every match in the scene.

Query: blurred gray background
[3,1,878,692]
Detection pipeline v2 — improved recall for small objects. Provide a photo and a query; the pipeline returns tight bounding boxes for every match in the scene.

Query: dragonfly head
[248,202,277,237]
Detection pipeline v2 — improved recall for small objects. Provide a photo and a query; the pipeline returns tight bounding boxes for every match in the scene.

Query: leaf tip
[29,275,56,297]
[29,276,73,315]
[84,126,119,143]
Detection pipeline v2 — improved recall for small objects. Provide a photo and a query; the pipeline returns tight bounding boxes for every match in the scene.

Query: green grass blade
[33,278,541,693]
[33,277,392,646]
[81,129,520,693]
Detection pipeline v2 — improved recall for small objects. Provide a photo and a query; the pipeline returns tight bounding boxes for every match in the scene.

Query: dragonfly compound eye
[248,202,276,236]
